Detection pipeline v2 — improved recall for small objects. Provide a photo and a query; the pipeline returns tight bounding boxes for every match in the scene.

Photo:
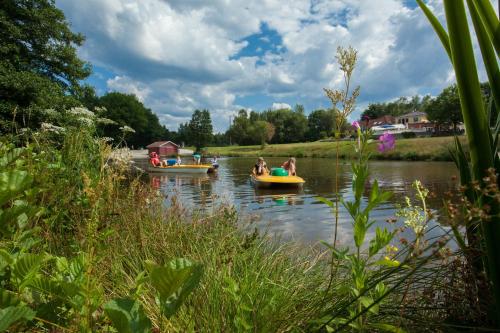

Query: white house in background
[395,111,432,130]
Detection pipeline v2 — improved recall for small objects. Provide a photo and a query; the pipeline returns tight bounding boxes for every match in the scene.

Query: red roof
[146,141,179,148]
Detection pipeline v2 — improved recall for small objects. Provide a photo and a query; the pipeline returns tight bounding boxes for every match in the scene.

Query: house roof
[397,111,427,118]
[146,141,179,148]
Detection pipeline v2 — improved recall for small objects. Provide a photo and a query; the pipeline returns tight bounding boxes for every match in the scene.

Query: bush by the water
[401,131,417,139]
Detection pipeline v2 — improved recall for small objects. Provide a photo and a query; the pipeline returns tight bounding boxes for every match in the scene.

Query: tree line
[361,82,496,132]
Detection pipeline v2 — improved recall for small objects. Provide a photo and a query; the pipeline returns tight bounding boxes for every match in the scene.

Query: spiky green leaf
[472,0,500,57]
[416,0,451,60]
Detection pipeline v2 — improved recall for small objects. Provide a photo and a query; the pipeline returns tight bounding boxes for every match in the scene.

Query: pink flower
[352,121,360,129]
[378,132,395,153]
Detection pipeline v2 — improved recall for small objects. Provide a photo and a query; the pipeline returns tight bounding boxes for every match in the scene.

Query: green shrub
[401,131,417,138]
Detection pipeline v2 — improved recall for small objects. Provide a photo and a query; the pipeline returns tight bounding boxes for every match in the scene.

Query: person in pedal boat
[176,155,182,165]
[252,157,269,176]
[149,152,161,167]
[281,157,297,176]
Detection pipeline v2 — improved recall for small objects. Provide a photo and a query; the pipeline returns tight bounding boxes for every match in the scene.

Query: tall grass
[4,125,331,331]
[99,194,328,331]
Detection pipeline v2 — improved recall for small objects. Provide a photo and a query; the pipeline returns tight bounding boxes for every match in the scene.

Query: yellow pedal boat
[250,174,305,188]
[149,164,211,174]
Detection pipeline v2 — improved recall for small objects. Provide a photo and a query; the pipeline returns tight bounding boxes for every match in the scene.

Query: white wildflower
[68,107,95,118]
[42,108,58,118]
[119,125,136,133]
[77,117,94,127]
[94,106,107,113]
[96,117,117,125]
[41,122,65,134]
[101,137,114,142]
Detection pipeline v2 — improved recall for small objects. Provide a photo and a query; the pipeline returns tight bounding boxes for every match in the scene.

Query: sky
[56,0,498,132]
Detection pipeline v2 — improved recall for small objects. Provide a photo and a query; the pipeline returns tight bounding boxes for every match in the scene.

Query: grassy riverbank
[2,128,330,331]
[1,126,481,331]
[206,136,464,161]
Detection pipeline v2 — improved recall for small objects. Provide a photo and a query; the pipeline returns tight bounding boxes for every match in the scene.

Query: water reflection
[144,157,458,245]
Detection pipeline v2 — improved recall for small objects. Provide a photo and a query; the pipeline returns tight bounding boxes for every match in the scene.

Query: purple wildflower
[352,121,360,129]
[378,132,395,153]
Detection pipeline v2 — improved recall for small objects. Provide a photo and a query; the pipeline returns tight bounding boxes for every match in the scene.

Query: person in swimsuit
[252,157,269,176]
[281,157,296,176]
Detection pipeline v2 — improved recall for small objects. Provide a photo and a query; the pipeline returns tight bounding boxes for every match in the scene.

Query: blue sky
[57,0,497,132]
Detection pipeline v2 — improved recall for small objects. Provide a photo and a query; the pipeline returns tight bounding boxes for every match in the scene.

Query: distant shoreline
[203,136,465,162]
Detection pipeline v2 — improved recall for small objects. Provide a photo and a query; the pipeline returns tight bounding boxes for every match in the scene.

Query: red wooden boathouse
[146,141,179,157]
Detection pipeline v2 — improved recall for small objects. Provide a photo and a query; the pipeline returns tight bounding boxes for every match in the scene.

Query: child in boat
[193,154,201,165]
[252,157,269,176]
[281,157,296,176]
[176,155,182,165]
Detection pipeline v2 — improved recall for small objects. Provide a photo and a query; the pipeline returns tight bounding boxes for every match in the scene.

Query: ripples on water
[146,157,458,245]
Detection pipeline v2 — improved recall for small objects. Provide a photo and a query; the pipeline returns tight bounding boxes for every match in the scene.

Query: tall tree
[98,92,168,148]
[0,0,91,131]
[188,109,213,150]
[307,109,336,141]
[261,108,308,143]
[249,120,274,146]
[227,109,251,145]
[425,85,462,132]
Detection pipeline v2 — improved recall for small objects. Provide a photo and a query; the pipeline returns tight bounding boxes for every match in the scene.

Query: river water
[146,157,458,245]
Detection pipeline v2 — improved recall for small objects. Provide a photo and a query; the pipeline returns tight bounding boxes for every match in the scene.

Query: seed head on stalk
[324,46,360,134]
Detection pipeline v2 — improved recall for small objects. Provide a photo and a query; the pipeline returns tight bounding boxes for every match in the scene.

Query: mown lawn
[206,136,465,161]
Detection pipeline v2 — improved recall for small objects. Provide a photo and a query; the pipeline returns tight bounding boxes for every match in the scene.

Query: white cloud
[57,0,497,130]
[271,103,292,110]
[107,76,151,102]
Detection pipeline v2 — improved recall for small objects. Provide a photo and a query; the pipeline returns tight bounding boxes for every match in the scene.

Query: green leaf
[0,148,23,169]
[104,297,152,333]
[466,0,500,110]
[0,171,33,207]
[369,227,394,257]
[149,258,203,318]
[315,196,335,208]
[28,278,63,297]
[416,0,451,60]
[27,277,84,303]
[0,204,31,230]
[374,258,400,268]
[368,180,379,203]
[353,215,367,248]
[359,295,373,308]
[0,289,20,308]
[0,251,13,267]
[370,323,407,333]
[0,305,35,332]
[471,0,500,57]
[13,254,46,289]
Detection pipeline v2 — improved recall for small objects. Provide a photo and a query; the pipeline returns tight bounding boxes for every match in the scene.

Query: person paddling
[252,157,269,176]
